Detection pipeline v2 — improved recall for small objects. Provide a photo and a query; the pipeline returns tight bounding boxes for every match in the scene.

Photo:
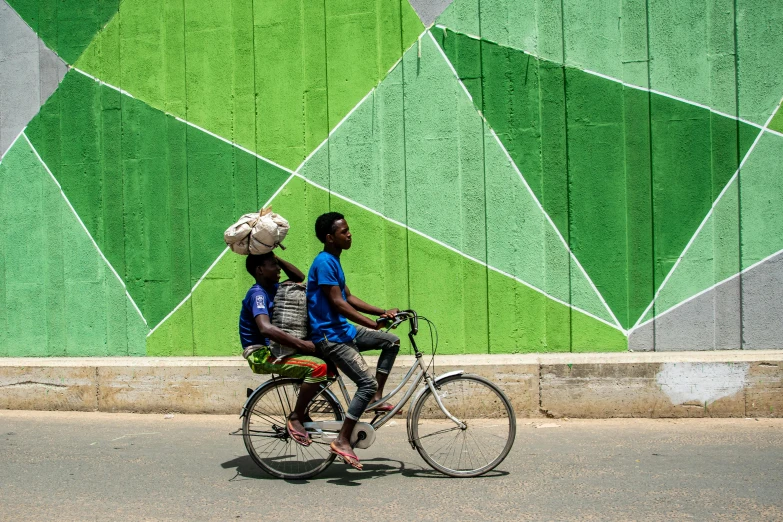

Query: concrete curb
[1,351,781,418]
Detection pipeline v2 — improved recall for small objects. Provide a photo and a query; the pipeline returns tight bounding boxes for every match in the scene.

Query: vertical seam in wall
[476,0,491,355]
[558,0,573,352]
[398,0,412,351]
[322,0,331,210]
[537,361,544,413]
[644,0,656,351]
[118,6,128,354]
[707,3,720,351]
[620,4,629,342]
[182,0,193,355]
[252,0,259,208]
[95,366,100,411]
[732,0,744,350]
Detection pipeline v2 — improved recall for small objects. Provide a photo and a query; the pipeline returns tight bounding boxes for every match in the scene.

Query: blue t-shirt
[238,283,277,348]
[307,251,357,343]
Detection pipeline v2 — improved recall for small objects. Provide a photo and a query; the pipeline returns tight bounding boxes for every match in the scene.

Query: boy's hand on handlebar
[374,317,391,329]
[380,308,399,319]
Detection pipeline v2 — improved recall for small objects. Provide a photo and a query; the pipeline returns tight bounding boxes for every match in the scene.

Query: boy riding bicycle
[307,212,401,470]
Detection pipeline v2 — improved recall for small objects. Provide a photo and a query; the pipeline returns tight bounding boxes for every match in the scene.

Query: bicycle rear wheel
[410,374,516,477]
[242,378,343,479]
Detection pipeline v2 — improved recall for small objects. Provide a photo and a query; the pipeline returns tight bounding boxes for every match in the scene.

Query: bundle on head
[224,207,289,255]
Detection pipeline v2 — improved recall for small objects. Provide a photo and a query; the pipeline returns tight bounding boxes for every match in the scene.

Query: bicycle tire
[409,374,516,477]
[242,377,343,479]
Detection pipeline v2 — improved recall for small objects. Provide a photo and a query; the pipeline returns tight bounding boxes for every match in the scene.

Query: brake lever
[379,315,406,330]
[388,317,404,330]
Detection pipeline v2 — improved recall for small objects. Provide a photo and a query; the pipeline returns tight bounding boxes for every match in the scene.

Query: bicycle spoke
[414,426,461,440]
[411,375,515,477]
[243,379,342,479]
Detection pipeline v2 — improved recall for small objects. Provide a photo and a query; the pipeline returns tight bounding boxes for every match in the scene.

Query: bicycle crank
[302,420,376,449]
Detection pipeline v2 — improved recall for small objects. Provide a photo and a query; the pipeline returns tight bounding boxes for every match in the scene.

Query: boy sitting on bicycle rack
[307,212,401,470]
[239,252,334,447]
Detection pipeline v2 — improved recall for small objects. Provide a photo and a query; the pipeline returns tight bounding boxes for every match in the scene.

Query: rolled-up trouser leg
[319,339,377,420]
[353,326,400,375]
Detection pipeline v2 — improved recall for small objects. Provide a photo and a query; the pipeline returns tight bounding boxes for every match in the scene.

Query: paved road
[1,411,781,521]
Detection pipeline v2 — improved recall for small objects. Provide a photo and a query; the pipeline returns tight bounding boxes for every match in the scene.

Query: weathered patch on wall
[656,362,749,405]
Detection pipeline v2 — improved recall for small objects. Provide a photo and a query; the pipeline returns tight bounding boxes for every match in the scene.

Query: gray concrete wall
[0,0,67,157]
[2,352,781,417]
[409,0,455,26]
[629,251,783,351]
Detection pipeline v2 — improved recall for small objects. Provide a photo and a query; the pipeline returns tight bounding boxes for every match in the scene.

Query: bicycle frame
[319,310,467,432]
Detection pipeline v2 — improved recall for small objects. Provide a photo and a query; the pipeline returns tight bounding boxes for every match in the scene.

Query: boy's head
[315,212,351,249]
[246,252,280,283]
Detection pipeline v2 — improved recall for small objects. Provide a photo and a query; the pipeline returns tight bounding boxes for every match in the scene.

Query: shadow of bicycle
[220,455,509,486]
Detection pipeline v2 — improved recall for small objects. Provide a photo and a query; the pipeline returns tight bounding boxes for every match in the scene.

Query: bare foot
[329,441,362,470]
[286,416,311,446]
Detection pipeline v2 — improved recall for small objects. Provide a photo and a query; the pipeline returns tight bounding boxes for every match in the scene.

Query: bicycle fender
[239,379,343,419]
[406,370,465,446]
[240,380,276,418]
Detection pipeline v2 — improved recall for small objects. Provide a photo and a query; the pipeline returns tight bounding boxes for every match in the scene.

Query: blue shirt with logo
[239,283,277,348]
[307,251,357,343]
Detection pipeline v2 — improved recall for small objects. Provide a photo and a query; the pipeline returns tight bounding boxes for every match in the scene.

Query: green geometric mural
[25,71,291,329]
[76,0,424,170]
[6,0,119,64]
[436,0,783,126]
[433,27,758,329]
[148,176,627,355]
[299,33,619,328]
[641,131,783,324]
[3,0,782,357]
[0,137,147,356]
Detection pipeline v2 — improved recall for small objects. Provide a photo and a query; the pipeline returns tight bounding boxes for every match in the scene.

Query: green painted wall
[433,27,758,329]
[75,0,423,170]
[24,71,290,330]
[0,137,147,356]
[2,0,782,356]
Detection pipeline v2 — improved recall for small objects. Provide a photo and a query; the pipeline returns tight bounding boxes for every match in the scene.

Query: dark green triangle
[6,0,119,64]
[25,71,290,328]
[433,27,757,329]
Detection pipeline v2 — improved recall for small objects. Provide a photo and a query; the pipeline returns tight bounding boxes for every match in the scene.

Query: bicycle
[238,310,516,479]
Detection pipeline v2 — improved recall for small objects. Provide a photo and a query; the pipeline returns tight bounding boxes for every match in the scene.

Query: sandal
[369,402,402,415]
[329,442,363,471]
[286,418,311,447]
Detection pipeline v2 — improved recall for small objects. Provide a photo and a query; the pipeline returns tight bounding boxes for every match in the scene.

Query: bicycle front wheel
[410,374,516,477]
[242,378,342,480]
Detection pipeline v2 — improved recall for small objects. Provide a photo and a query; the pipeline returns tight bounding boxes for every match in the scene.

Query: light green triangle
[641,131,783,325]
[299,33,617,326]
[147,176,626,355]
[770,103,783,134]
[0,137,147,357]
[76,0,423,170]
[437,0,783,125]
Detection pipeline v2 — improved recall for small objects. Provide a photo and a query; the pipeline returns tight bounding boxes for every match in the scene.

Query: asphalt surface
[1,411,781,521]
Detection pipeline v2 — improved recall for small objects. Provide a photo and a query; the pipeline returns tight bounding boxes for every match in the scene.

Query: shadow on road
[221,455,508,486]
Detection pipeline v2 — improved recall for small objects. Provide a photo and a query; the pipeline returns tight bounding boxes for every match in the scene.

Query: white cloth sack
[224,208,289,255]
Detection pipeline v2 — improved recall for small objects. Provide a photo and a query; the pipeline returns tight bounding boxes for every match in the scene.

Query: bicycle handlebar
[377,309,418,335]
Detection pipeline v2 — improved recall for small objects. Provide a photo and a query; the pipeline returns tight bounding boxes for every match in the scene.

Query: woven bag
[269,281,309,359]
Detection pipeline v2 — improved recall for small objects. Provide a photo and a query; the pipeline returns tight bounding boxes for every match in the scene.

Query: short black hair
[315,212,345,243]
[245,252,276,276]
